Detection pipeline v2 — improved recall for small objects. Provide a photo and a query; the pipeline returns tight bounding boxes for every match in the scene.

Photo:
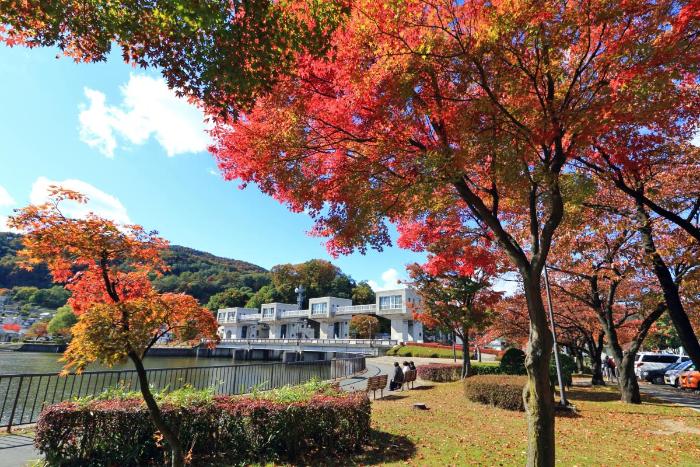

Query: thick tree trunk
[461,327,471,378]
[603,334,641,403]
[589,334,605,386]
[617,354,641,403]
[130,352,184,467]
[523,277,555,467]
[635,202,700,367]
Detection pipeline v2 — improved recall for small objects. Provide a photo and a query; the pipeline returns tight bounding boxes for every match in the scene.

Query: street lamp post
[294,285,305,310]
[544,264,568,406]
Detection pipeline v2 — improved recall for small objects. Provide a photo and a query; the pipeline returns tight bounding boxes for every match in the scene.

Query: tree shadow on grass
[409,385,435,390]
[376,394,408,401]
[566,388,621,402]
[301,429,416,466]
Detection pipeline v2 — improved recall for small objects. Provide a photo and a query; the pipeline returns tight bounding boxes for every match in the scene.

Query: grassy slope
[337,381,700,466]
[387,344,470,359]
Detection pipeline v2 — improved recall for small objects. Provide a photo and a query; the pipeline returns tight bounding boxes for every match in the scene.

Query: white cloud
[368,268,407,291]
[693,131,700,147]
[0,185,15,207]
[0,185,16,232]
[30,177,131,225]
[79,74,211,157]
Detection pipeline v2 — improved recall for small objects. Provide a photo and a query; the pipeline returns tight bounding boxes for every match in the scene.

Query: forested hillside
[0,232,270,306]
[1,233,374,312]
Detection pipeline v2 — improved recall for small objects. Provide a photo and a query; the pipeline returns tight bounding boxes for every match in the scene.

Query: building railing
[0,356,366,432]
[280,310,308,319]
[219,338,397,347]
[238,314,261,321]
[335,304,377,315]
[376,306,407,315]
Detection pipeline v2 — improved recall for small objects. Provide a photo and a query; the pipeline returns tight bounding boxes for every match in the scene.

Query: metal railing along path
[0,356,365,432]
[218,338,397,347]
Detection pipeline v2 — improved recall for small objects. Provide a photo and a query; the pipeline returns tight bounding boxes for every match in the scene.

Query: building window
[379,295,402,310]
[311,303,327,315]
[262,307,275,318]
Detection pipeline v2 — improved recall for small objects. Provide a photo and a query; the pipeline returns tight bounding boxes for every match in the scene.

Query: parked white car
[664,360,693,387]
[634,353,689,378]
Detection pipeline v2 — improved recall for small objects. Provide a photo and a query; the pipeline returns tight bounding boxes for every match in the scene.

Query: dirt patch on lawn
[653,419,700,435]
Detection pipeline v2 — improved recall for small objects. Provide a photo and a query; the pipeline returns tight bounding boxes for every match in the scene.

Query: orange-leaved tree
[8,187,218,467]
[349,314,379,339]
[408,263,500,378]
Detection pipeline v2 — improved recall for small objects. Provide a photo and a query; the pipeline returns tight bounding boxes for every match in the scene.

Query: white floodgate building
[217,288,424,343]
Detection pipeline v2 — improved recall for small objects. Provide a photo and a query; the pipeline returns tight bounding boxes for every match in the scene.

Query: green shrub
[35,387,370,466]
[463,375,527,411]
[499,348,526,375]
[417,363,502,382]
[417,363,462,381]
[549,353,576,388]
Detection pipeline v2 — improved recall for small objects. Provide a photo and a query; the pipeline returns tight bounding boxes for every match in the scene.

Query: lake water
[0,352,345,427]
[0,351,241,375]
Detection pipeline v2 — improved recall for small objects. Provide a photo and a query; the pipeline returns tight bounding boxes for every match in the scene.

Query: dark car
[641,363,678,384]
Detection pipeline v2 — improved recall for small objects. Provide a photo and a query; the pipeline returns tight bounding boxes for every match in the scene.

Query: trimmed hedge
[417,363,501,382]
[550,352,576,388]
[35,391,370,466]
[463,375,527,411]
[499,348,526,375]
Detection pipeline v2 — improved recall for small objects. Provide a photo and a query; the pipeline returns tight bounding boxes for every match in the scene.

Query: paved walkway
[0,434,39,467]
[339,355,470,392]
[639,383,700,412]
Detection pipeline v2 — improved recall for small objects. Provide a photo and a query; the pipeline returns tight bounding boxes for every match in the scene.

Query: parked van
[634,353,689,378]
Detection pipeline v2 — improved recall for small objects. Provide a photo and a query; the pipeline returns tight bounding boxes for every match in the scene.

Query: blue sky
[0,45,424,290]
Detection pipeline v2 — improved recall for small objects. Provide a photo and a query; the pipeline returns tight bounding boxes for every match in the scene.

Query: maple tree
[209,1,698,463]
[577,132,700,367]
[495,292,607,385]
[0,0,347,116]
[349,314,379,339]
[8,188,218,467]
[544,181,679,403]
[25,321,49,339]
[408,262,499,378]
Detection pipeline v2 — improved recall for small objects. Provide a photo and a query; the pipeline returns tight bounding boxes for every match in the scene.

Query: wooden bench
[366,374,388,399]
[402,369,417,390]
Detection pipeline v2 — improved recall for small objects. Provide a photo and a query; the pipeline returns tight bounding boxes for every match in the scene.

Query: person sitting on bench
[389,361,404,390]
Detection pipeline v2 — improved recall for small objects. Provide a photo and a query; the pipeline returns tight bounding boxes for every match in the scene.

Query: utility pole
[544,265,568,406]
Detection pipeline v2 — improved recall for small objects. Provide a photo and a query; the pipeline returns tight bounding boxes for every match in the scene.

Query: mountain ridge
[0,232,270,304]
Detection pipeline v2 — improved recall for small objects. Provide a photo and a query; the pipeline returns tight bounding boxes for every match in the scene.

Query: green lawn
[305,380,700,466]
[387,344,468,359]
[386,344,501,363]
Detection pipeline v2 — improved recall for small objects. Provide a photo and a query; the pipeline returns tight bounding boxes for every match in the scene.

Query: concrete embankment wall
[16,343,67,353]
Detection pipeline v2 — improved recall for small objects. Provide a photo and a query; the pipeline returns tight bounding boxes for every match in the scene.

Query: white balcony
[238,314,261,322]
[279,309,309,319]
[335,304,377,315]
[376,306,407,316]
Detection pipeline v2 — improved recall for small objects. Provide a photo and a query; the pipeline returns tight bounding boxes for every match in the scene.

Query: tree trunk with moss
[523,277,555,467]
[460,326,471,378]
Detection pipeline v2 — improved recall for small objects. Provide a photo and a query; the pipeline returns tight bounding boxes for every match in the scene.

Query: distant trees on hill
[1,233,376,313]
